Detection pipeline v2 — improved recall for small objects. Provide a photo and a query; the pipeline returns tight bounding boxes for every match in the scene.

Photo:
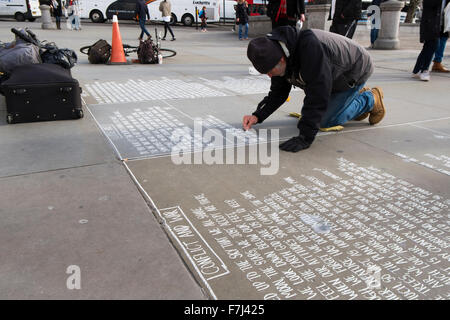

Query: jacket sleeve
[299,0,305,15]
[252,77,292,123]
[296,31,333,142]
[236,5,242,20]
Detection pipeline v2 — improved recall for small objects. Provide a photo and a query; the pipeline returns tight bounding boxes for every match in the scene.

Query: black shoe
[161,37,166,40]
[171,38,176,41]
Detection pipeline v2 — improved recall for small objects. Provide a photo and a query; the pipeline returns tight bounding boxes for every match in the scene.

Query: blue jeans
[139,19,150,38]
[239,23,248,39]
[433,36,448,63]
[370,28,379,45]
[73,15,81,30]
[320,83,374,128]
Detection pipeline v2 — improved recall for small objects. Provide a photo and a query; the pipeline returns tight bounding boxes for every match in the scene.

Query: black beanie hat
[247,37,284,74]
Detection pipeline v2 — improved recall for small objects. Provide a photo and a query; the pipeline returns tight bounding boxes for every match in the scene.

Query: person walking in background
[330,0,362,39]
[412,0,446,81]
[72,0,81,31]
[199,6,208,32]
[66,0,81,30]
[135,0,151,40]
[236,0,250,40]
[160,0,176,41]
[51,0,62,30]
[431,0,450,72]
[267,0,305,29]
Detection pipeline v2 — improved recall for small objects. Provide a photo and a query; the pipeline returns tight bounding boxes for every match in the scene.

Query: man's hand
[279,135,312,152]
[242,115,258,131]
[300,14,305,22]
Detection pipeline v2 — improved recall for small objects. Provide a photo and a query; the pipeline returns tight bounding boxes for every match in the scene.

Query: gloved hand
[279,135,312,152]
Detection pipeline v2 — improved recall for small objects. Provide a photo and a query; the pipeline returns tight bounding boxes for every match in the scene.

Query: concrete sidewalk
[0,20,449,299]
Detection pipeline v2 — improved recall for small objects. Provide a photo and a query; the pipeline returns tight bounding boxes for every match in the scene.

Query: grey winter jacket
[253,27,373,142]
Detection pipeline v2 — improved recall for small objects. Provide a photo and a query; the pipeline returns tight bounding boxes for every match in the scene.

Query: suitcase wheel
[7,114,14,124]
[73,109,84,119]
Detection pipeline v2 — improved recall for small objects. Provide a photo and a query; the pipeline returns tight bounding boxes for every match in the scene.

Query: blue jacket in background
[135,0,150,20]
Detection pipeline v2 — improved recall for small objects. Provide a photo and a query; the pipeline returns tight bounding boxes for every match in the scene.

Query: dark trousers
[330,20,357,39]
[55,15,61,29]
[413,39,439,73]
[163,22,174,39]
[139,18,150,39]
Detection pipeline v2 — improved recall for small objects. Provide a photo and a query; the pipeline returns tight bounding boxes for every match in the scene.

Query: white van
[0,0,41,21]
[148,0,220,26]
[219,0,236,21]
[78,0,220,26]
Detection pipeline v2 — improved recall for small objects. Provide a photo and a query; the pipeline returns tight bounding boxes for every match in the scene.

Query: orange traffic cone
[108,15,129,65]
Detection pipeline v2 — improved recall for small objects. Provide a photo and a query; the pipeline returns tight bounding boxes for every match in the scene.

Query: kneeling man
[243,26,385,152]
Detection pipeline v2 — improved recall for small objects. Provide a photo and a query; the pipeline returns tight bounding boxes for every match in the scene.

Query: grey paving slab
[0,162,205,299]
[344,121,450,184]
[88,99,296,160]
[125,130,450,300]
[0,105,114,178]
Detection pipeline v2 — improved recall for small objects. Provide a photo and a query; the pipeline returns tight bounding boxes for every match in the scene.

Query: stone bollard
[40,5,56,30]
[248,15,272,37]
[304,4,331,31]
[374,0,405,49]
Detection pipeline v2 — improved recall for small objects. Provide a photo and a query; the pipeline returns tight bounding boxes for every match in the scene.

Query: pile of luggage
[0,28,83,124]
[83,38,160,65]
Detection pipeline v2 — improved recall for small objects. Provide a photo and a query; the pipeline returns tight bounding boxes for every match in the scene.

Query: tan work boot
[354,112,369,121]
[353,87,371,121]
[431,61,450,73]
[369,87,385,125]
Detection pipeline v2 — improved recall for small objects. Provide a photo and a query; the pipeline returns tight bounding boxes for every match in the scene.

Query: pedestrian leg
[413,39,439,74]
[345,20,357,39]
[166,22,175,40]
[431,36,449,72]
[370,28,379,46]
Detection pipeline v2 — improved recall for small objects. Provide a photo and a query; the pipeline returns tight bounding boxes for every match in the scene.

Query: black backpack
[88,39,111,64]
[137,38,159,64]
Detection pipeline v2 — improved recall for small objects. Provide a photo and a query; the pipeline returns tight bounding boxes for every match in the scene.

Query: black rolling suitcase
[1,63,83,124]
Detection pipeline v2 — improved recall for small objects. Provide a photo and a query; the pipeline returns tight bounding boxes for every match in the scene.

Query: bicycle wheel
[160,48,176,58]
[80,45,91,55]
[122,44,138,55]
